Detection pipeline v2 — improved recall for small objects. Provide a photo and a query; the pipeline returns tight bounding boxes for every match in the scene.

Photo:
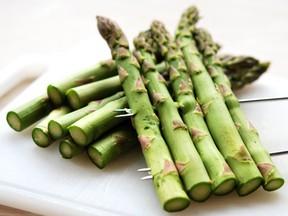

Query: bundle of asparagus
[5,5,283,213]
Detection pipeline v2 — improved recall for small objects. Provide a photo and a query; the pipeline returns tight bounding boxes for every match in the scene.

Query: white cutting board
[0,37,288,216]
[1,0,288,213]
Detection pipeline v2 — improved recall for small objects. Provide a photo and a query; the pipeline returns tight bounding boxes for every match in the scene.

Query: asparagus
[176,6,263,196]
[59,137,86,159]
[68,96,128,147]
[134,31,212,201]
[151,20,236,196]
[32,106,71,147]
[47,59,118,106]
[194,28,284,191]
[88,121,138,169]
[48,91,125,139]
[66,76,123,109]
[220,55,270,89]
[6,95,55,132]
[97,16,190,212]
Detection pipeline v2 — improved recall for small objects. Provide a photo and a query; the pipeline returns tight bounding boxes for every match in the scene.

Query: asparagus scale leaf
[97,16,190,212]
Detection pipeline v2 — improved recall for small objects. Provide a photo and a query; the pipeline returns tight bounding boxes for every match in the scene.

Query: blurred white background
[0,0,288,77]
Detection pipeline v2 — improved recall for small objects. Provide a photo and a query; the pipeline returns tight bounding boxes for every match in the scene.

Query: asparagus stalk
[150,20,236,196]
[66,75,123,109]
[68,96,128,147]
[48,91,125,139]
[32,106,72,147]
[97,16,190,212]
[134,31,212,201]
[6,95,55,132]
[47,59,118,106]
[194,28,284,191]
[176,6,263,196]
[88,121,138,169]
[220,55,270,90]
[59,136,86,159]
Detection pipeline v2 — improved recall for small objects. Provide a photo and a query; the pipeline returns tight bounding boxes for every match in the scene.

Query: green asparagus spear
[32,106,72,147]
[68,96,128,147]
[176,6,263,196]
[97,16,190,212]
[88,121,138,169]
[220,55,270,89]
[6,95,55,132]
[48,91,125,139]
[66,76,123,109]
[194,27,284,191]
[47,59,117,106]
[134,30,212,201]
[150,20,236,196]
[59,136,86,159]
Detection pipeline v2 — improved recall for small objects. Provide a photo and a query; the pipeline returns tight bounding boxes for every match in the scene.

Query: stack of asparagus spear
[6,5,284,212]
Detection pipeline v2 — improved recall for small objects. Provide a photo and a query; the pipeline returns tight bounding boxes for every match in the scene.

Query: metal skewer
[114,96,288,180]
[137,150,288,180]
[239,96,288,103]
[113,96,288,118]
[114,108,134,117]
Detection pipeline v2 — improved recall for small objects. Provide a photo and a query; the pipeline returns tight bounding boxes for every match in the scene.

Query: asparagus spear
[88,121,138,169]
[66,76,123,109]
[6,95,55,132]
[134,30,212,201]
[47,59,118,106]
[97,16,190,212]
[68,96,128,147]
[59,136,86,159]
[176,6,263,196]
[48,91,125,139]
[220,55,270,90]
[150,20,236,196]
[194,27,284,191]
[32,106,71,147]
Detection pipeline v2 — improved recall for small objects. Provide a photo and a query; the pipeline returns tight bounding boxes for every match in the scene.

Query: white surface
[1,0,288,215]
